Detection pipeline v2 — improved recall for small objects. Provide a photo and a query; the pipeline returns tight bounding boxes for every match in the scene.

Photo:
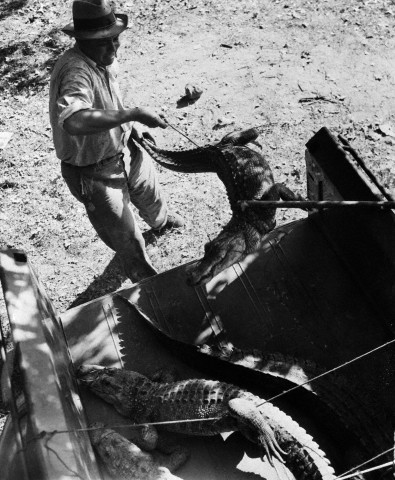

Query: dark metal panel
[305,127,380,201]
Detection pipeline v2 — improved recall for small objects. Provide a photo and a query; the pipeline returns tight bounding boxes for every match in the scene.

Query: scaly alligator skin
[137,128,305,286]
[89,422,188,480]
[198,343,393,463]
[116,295,392,471]
[77,365,335,480]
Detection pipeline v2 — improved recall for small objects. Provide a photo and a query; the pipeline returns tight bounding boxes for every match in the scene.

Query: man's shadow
[66,229,162,310]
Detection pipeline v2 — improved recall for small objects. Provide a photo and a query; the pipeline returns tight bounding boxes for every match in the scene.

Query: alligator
[116,294,393,472]
[136,128,305,286]
[89,422,189,480]
[77,364,335,480]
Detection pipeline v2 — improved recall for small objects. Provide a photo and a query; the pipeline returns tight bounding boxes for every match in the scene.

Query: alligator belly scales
[137,128,304,286]
[198,343,393,463]
[78,365,335,480]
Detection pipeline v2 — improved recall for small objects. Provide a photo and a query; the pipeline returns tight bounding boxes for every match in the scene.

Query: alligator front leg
[228,398,287,466]
[150,367,179,383]
[276,183,308,206]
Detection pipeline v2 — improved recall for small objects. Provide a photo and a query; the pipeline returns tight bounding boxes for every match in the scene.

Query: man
[49,0,183,283]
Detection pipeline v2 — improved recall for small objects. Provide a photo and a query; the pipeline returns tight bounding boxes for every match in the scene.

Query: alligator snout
[76,364,105,382]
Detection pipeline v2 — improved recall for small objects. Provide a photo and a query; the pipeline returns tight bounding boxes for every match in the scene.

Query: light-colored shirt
[49,45,131,166]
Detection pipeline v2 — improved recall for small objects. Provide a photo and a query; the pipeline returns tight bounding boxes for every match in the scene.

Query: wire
[41,416,221,437]
[335,460,394,480]
[255,337,395,409]
[159,114,201,148]
[336,446,395,479]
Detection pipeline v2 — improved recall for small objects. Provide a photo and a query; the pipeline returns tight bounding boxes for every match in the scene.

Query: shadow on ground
[0,0,27,21]
[66,231,161,310]
[0,27,69,93]
[67,254,127,309]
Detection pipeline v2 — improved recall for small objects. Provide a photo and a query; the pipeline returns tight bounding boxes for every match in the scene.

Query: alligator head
[217,127,260,147]
[77,364,145,417]
[186,217,263,286]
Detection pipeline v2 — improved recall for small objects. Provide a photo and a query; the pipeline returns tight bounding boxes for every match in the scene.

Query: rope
[159,114,201,148]
[335,460,394,480]
[239,199,395,210]
[336,446,395,479]
[159,116,276,150]
[39,416,221,437]
[19,417,221,453]
[255,337,395,409]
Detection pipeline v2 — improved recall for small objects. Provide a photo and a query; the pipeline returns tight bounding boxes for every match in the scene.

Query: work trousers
[61,142,168,282]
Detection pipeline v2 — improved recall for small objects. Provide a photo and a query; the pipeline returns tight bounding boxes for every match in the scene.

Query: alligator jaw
[76,364,105,383]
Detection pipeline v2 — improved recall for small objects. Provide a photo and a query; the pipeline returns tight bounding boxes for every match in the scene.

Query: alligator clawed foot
[258,432,287,466]
[228,398,287,466]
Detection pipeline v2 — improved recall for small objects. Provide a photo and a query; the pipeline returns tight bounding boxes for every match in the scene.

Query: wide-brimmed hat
[62,0,128,39]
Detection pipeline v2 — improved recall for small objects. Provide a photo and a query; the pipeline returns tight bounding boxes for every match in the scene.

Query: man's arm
[64,106,167,135]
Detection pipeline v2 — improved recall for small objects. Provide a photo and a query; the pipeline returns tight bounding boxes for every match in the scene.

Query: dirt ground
[0,0,394,315]
[0,0,394,430]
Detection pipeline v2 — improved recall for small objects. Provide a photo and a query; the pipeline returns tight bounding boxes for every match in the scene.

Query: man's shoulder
[52,47,92,79]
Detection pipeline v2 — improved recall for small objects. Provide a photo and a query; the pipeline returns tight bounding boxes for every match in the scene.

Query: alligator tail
[138,138,217,173]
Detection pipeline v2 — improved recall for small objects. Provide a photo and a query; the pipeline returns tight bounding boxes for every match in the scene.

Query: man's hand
[131,107,168,129]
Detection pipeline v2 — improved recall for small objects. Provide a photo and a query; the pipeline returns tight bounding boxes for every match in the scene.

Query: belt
[61,152,124,169]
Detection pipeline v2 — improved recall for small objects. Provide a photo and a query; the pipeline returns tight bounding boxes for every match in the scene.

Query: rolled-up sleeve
[57,68,93,129]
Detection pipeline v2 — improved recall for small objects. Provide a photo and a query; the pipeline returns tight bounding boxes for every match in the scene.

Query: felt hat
[62,0,128,39]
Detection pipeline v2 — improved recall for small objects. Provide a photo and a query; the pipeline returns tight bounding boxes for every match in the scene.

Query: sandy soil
[0,0,394,314]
